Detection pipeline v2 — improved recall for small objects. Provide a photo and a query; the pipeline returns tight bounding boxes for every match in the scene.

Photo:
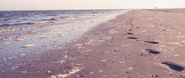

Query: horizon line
[0,8,184,11]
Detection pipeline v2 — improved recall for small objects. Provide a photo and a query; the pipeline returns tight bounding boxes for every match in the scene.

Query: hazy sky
[0,0,185,10]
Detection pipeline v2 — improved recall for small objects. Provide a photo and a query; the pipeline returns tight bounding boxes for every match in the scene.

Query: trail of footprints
[126,32,185,72]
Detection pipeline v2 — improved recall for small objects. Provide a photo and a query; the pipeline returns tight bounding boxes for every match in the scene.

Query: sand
[1,9,185,78]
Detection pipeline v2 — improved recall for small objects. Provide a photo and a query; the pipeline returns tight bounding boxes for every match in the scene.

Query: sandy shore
[1,9,185,78]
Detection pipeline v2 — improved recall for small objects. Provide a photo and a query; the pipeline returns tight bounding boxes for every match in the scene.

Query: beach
[1,9,185,78]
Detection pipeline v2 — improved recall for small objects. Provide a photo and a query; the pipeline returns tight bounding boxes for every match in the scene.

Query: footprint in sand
[127,32,134,35]
[127,37,138,39]
[161,61,184,72]
[145,49,160,54]
[144,41,159,44]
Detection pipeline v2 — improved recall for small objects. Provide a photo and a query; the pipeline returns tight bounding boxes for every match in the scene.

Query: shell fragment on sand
[109,29,119,34]
[98,69,103,73]
[49,67,81,78]
[23,44,35,48]
[16,38,24,41]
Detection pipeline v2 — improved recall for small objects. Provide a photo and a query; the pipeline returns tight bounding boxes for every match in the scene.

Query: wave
[0,21,48,27]
[44,16,69,21]
[28,21,48,24]
[47,18,58,21]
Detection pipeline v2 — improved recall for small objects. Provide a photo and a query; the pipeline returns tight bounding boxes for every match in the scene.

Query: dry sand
[1,9,185,78]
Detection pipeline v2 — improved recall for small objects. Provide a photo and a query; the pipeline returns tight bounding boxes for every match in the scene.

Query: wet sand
[1,9,185,78]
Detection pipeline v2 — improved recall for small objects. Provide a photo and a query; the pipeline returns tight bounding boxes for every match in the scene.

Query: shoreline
[49,10,129,50]
[1,9,185,78]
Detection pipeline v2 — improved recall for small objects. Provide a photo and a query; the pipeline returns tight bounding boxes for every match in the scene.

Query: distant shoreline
[1,8,185,12]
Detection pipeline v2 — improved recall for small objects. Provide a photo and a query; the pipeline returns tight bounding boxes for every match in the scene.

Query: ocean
[0,10,127,70]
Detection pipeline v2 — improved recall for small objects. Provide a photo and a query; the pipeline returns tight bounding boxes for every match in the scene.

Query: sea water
[0,10,128,70]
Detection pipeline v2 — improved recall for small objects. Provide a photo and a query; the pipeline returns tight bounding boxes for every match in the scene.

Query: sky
[0,0,185,10]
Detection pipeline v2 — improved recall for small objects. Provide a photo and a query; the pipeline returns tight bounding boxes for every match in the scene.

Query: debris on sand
[15,38,24,41]
[21,71,27,74]
[98,69,103,73]
[168,42,181,45]
[54,59,66,64]
[23,44,35,48]
[152,74,159,78]
[109,29,118,34]
[118,61,125,64]
[113,49,120,52]
[101,59,107,62]
[128,67,133,71]
[47,70,53,75]
[39,36,48,39]
[145,49,160,54]
[49,67,81,78]
[161,62,184,72]
[11,65,19,71]
[144,41,159,44]
[89,72,94,75]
